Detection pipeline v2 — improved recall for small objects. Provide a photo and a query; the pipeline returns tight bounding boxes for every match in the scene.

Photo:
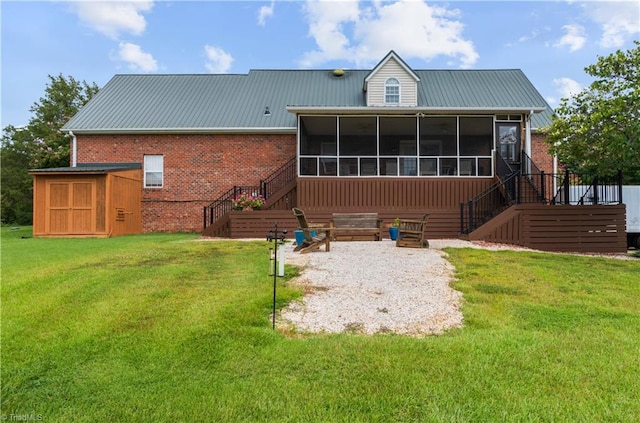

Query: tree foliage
[545,41,640,183]
[1,74,98,225]
[28,74,99,169]
[1,126,34,225]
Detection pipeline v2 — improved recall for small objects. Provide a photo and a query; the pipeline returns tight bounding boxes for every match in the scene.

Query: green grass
[2,227,639,422]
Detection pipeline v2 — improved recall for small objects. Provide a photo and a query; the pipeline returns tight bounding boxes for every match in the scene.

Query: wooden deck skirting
[203,178,627,253]
[468,204,627,253]
[213,205,627,254]
[210,209,460,240]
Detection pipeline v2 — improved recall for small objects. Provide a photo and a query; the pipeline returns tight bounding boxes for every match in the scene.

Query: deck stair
[203,156,297,237]
[461,152,550,234]
[461,151,624,237]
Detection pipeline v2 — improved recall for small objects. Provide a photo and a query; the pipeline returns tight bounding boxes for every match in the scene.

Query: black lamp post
[266,223,287,329]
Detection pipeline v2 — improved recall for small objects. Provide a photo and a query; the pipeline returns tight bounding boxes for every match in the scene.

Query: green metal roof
[62,68,553,133]
[29,163,141,173]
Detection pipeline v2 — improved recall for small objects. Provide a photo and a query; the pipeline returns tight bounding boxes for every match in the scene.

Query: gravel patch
[279,239,635,337]
[197,236,635,335]
[280,240,466,337]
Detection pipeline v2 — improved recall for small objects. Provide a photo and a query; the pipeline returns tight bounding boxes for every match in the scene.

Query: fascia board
[287,106,547,114]
[63,127,297,135]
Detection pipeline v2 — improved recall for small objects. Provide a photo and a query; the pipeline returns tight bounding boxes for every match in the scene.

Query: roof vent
[332,69,345,77]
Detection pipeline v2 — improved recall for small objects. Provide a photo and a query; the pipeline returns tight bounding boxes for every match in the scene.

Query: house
[33,51,625,252]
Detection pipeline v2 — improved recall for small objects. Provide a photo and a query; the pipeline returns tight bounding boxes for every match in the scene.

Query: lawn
[1,227,639,422]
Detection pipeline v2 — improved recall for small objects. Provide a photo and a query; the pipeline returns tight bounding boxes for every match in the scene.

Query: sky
[2,0,639,129]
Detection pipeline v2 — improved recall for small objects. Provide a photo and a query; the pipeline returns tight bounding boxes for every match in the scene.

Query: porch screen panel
[380,117,416,176]
[419,117,456,156]
[339,116,376,155]
[300,116,337,176]
[419,117,456,176]
[459,117,492,156]
[379,117,416,155]
[300,116,337,155]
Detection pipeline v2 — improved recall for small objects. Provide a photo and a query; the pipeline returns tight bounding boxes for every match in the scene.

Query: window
[144,155,163,188]
[385,78,400,104]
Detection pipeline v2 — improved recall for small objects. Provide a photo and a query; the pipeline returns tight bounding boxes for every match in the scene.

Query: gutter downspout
[524,111,533,174]
[69,131,77,167]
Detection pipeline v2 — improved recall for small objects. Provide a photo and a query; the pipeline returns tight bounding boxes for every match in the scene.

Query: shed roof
[63,67,553,133]
[29,163,141,174]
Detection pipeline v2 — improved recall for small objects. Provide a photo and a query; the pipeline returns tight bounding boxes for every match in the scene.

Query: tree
[1,126,34,225]
[0,75,98,225]
[545,41,640,183]
[28,74,99,169]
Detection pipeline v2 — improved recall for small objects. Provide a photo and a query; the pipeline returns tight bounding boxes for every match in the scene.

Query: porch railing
[461,165,623,234]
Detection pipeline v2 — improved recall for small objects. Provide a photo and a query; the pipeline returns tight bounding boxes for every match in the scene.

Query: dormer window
[385,78,400,104]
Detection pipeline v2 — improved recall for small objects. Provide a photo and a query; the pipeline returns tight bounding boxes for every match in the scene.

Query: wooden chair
[292,208,330,253]
[396,214,430,248]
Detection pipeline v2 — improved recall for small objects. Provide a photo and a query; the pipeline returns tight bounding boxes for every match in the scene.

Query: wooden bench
[329,213,383,241]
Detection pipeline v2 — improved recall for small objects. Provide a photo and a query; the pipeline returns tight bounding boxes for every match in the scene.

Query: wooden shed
[30,163,142,237]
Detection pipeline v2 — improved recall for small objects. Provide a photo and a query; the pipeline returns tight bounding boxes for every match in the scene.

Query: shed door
[46,181,96,234]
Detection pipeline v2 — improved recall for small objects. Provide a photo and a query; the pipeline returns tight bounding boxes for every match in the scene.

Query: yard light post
[266,224,287,330]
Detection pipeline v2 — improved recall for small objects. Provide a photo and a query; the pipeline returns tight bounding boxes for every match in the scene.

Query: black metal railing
[496,152,515,180]
[203,185,262,229]
[259,156,296,199]
[551,170,623,205]
[461,168,623,234]
[204,156,297,231]
[460,171,518,234]
[520,150,546,202]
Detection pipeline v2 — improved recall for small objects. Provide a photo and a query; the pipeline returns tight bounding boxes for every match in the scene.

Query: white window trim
[144,154,164,188]
[384,77,400,105]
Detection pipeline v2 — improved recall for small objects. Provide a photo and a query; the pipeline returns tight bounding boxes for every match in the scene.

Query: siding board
[468,203,626,253]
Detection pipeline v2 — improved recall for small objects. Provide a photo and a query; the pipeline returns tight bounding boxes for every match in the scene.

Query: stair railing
[460,171,519,234]
[204,156,297,231]
[203,185,262,229]
[259,156,296,199]
[520,151,546,203]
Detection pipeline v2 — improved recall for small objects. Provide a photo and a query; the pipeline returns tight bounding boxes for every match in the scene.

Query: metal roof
[29,163,141,174]
[62,68,553,133]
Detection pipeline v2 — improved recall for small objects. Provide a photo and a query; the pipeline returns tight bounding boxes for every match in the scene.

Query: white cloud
[553,77,582,99]
[582,2,640,48]
[258,1,275,26]
[299,0,478,69]
[72,1,154,39]
[204,45,234,73]
[116,42,158,72]
[554,24,586,52]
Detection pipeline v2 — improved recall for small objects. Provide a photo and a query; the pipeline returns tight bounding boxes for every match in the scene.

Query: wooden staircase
[203,157,297,237]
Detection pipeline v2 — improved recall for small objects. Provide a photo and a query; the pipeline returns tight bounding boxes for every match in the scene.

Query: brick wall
[77,133,296,232]
[531,132,554,175]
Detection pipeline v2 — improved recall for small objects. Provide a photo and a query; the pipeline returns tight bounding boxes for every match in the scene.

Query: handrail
[203,185,261,230]
[495,151,515,180]
[204,156,297,231]
[460,172,518,233]
[461,169,623,234]
[520,150,546,201]
[260,156,296,199]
